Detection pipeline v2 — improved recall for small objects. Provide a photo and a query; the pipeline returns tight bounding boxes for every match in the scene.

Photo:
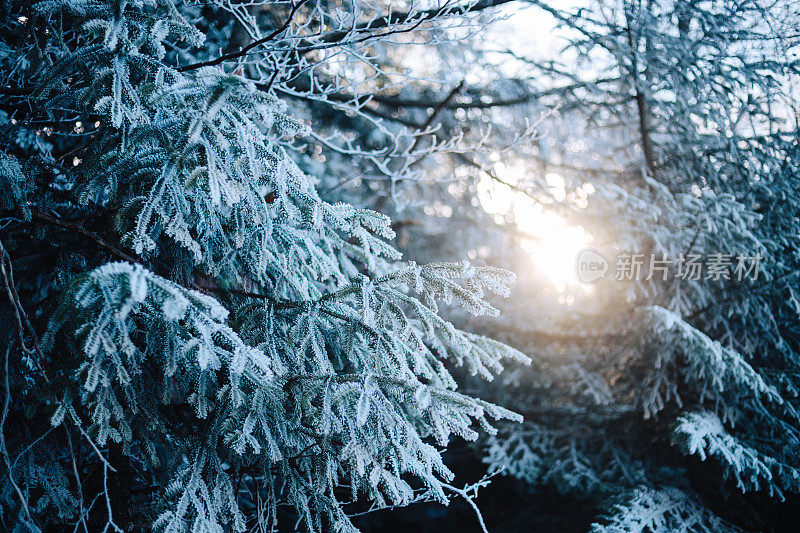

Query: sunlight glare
[477,167,594,293]
[519,214,593,292]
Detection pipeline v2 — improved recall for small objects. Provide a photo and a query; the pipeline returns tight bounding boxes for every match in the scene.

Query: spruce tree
[0,1,528,530]
[475,0,800,529]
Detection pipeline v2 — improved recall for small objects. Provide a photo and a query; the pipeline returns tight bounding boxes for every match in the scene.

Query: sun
[477,167,594,292]
[519,213,593,291]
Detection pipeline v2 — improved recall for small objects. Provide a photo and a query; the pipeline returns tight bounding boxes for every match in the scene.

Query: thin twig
[1,345,35,525]
[408,80,465,154]
[64,424,88,533]
[102,462,123,533]
[178,1,308,72]
[441,482,490,533]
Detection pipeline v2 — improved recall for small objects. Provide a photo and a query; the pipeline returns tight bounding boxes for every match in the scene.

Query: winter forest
[1,0,799,531]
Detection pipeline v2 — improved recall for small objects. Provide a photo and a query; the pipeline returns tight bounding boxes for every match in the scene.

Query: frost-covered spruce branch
[0,1,529,531]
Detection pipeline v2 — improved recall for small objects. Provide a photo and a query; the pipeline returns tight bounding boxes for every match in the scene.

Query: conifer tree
[0,1,528,530]
[472,0,800,529]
